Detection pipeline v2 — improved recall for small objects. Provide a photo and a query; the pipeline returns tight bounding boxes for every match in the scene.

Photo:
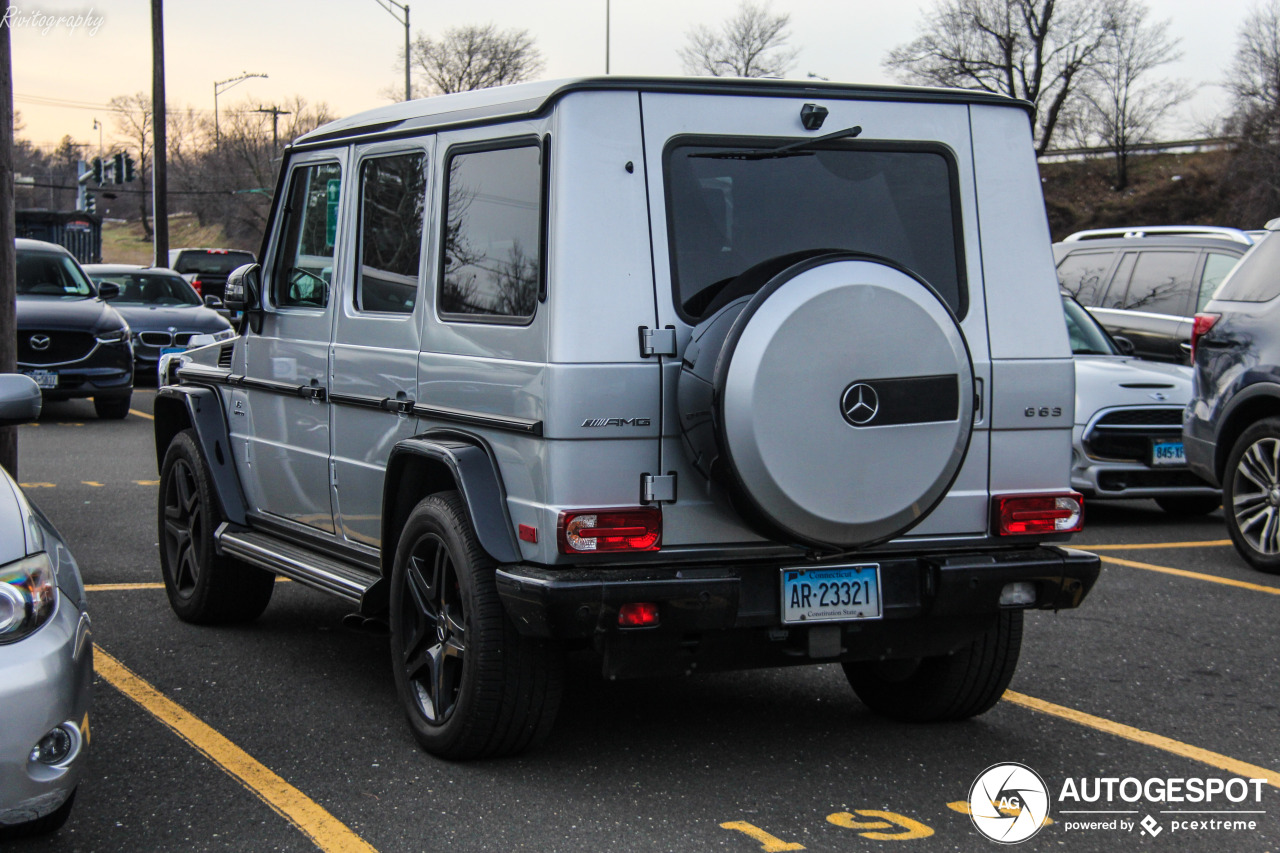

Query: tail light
[558,507,661,553]
[190,277,203,297]
[618,602,660,627]
[1190,313,1220,361]
[994,493,1084,535]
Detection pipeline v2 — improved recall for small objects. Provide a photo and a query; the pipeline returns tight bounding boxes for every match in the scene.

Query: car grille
[18,330,95,365]
[1083,406,1184,462]
[138,331,203,347]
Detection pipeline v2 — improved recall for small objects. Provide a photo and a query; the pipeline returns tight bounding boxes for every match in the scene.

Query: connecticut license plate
[24,369,57,389]
[781,564,882,624]
[1151,439,1185,467]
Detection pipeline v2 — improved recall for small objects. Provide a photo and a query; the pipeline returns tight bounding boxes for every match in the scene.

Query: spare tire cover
[678,254,974,549]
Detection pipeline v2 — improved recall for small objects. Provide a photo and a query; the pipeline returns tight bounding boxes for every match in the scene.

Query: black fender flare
[153,385,248,525]
[382,434,521,576]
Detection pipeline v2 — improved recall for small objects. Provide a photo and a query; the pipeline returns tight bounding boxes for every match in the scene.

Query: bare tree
[410,23,543,95]
[1075,0,1187,190]
[1222,0,1280,225]
[679,0,798,78]
[109,92,155,238]
[884,0,1122,155]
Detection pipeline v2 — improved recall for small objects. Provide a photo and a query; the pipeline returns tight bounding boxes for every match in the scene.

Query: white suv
[153,77,1100,759]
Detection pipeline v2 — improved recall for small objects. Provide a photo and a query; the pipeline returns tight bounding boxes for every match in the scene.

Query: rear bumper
[496,545,1100,678]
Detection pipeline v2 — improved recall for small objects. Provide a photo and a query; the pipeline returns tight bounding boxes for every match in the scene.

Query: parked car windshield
[665,141,964,321]
[1063,295,1118,356]
[93,272,201,306]
[173,250,255,276]
[17,250,95,297]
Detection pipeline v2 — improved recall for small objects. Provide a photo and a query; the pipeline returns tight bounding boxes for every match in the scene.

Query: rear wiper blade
[689,124,863,160]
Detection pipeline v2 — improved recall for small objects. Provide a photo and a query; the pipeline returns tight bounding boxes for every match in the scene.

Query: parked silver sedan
[1064,294,1221,515]
[0,375,92,838]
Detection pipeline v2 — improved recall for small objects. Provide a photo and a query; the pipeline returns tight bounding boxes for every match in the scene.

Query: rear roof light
[995,493,1084,536]
[558,507,661,554]
[1190,313,1220,361]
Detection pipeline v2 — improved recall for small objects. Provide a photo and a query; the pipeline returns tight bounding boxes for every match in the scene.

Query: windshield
[93,272,201,306]
[1063,295,1118,355]
[665,141,965,321]
[17,250,95,297]
[173,251,255,276]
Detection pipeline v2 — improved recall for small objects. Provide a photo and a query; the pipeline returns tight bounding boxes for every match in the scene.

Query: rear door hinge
[641,472,677,504]
[638,325,677,358]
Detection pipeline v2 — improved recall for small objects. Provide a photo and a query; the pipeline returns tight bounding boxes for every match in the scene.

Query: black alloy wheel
[162,453,204,598]
[399,532,467,724]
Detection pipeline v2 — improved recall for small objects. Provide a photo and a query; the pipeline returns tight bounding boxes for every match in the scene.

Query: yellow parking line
[94,648,377,853]
[1005,691,1278,788]
[86,582,166,591]
[130,409,154,420]
[1087,540,1232,550]
[1100,555,1280,595]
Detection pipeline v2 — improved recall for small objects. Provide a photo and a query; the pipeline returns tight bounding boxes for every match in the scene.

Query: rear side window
[1109,250,1195,315]
[356,152,427,314]
[1056,251,1114,305]
[1214,236,1280,302]
[1197,252,1240,311]
[274,161,341,309]
[665,141,965,321]
[439,142,543,322]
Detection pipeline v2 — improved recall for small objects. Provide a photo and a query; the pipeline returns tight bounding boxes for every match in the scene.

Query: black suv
[168,248,256,303]
[1054,227,1252,364]
[1185,222,1280,571]
[16,239,134,419]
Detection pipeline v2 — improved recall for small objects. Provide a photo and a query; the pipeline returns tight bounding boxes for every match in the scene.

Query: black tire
[93,394,132,419]
[843,611,1023,722]
[1154,495,1221,516]
[0,788,75,839]
[389,491,563,760]
[158,429,275,623]
[1224,417,1280,573]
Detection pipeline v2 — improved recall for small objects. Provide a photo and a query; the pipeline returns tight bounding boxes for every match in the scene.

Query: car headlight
[0,553,57,643]
[95,327,129,344]
[211,329,237,342]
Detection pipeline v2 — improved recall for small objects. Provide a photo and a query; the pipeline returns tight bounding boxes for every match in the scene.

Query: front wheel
[389,491,563,760]
[1224,417,1280,573]
[843,611,1023,722]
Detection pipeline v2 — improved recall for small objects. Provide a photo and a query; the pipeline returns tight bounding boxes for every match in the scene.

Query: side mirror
[0,374,42,426]
[97,281,120,300]
[204,294,225,309]
[225,263,263,334]
[1112,335,1136,356]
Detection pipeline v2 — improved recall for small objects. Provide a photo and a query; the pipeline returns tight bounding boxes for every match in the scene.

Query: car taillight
[190,277,203,296]
[618,602,660,627]
[994,493,1084,535]
[558,507,661,553]
[1190,313,1220,361]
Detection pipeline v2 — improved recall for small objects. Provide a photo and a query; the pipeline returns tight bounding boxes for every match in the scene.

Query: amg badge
[582,417,651,428]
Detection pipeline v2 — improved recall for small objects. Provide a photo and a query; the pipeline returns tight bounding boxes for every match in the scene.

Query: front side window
[1056,251,1115,306]
[439,143,542,321]
[665,141,965,321]
[357,152,427,314]
[274,161,341,309]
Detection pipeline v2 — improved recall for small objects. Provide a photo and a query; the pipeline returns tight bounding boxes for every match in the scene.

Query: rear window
[665,140,965,322]
[173,250,256,276]
[1214,236,1280,302]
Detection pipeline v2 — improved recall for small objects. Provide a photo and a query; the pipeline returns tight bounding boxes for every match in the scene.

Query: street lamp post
[214,71,267,148]
[374,0,411,102]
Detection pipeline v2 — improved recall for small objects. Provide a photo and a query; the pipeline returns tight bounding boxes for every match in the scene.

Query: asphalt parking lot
[8,391,1279,852]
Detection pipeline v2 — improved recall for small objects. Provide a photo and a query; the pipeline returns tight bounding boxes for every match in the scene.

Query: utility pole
[374,0,411,101]
[254,105,292,149]
[151,0,168,266]
[214,72,267,148]
[0,0,16,475]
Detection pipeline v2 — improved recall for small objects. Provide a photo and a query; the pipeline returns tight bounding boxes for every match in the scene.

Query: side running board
[215,524,379,605]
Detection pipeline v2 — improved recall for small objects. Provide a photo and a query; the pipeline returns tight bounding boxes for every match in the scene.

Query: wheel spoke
[396,527,469,725]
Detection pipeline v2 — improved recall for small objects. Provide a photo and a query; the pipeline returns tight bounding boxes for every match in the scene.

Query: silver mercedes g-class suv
[153,77,1099,759]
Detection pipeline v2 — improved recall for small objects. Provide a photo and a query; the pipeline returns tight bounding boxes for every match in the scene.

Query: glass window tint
[666,143,964,321]
[16,251,94,297]
[1062,296,1117,356]
[274,162,341,308]
[440,144,542,320]
[357,152,427,314]
[1214,236,1280,302]
[1056,251,1114,305]
[1197,252,1240,311]
[173,251,255,275]
[1112,251,1194,315]
[96,273,200,305]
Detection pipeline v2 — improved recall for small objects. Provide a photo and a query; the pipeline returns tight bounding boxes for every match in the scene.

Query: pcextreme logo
[968,763,1051,844]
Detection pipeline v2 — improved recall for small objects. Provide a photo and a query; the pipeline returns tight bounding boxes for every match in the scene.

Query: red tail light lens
[558,507,661,553]
[1190,313,1220,361]
[618,602,660,627]
[995,493,1084,535]
[190,277,203,297]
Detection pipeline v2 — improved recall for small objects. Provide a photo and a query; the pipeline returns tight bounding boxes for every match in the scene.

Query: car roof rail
[1062,225,1255,245]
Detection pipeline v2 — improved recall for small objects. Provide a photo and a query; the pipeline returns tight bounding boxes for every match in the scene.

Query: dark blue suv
[1185,226,1280,571]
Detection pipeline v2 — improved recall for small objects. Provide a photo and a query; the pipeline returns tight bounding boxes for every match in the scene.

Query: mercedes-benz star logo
[29,334,51,351]
[841,382,879,426]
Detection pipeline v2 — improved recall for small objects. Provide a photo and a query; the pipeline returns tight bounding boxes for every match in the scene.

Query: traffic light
[92,157,103,183]
[123,154,136,182]
[85,193,96,214]
[112,152,125,185]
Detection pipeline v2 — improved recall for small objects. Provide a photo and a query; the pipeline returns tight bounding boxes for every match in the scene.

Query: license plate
[24,369,57,389]
[781,564,882,624]
[1151,439,1185,467]
[160,346,186,357]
